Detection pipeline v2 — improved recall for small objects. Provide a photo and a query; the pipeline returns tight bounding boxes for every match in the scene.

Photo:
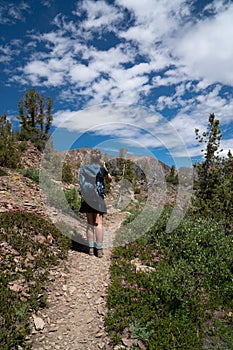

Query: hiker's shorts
[79,199,107,214]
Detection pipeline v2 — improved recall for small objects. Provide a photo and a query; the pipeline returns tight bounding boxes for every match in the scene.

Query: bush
[62,162,74,184]
[19,167,40,184]
[0,167,8,176]
[39,171,69,211]
[64,188,81,214]
[0,211,70,349]
[0,113,22,169]
[105,208,233,349]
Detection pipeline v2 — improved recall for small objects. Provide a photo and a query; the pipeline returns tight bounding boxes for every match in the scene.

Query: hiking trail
[28,209,128,350]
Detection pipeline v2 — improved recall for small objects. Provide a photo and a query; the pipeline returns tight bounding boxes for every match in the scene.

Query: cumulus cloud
[52,104,190,159]
[74,0,124,30]
[174,2,233,85]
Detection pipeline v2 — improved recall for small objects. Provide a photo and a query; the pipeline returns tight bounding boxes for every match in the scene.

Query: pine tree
[193,113,232,233]
[217,150,233,233]
[0,113,21,168]
[194,113,222,204]
[166,165,178,184]
[17,88,53,150]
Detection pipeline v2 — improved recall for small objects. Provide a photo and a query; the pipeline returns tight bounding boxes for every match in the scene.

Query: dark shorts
[79,199,107,214]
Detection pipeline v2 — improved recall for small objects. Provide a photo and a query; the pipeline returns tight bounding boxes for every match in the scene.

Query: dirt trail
[28,209,128,350]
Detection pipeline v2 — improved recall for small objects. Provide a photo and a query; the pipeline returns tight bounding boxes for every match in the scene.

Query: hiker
[79,151,112,258]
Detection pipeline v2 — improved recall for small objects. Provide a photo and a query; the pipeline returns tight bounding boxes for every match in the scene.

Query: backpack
[79,164,105,208]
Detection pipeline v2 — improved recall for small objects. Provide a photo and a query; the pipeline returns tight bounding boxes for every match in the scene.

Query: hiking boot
[89,247,94,256]
[96,248,103,258]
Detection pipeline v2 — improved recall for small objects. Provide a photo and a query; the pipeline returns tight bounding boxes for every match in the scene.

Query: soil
[28,209,129,350]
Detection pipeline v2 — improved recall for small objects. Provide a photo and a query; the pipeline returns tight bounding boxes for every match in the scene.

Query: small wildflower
[154,257,160,263]
[131,297,138,301]
[121,279,126,286]
[135,252,140,257]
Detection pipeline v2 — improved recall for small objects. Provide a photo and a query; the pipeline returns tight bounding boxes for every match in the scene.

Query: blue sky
[1,0,233,168]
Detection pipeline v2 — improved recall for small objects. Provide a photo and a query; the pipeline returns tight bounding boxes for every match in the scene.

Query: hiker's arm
[106,173,112,183]
[102,161,112,183]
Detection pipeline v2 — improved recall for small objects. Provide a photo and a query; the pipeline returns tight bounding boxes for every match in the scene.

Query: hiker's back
[79,164,100,201]
[78,162,109,212]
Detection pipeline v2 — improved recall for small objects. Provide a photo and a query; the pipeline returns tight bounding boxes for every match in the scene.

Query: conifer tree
[0,113,21,168]
[166,164,178,184]
[194,113,222,200]
[17,88,53,150]
[193,113,232,233]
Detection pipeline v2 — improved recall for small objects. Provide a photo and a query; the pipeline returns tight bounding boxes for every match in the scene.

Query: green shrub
[0,167,8,176]
[40,171,69,211]
[62,162,74,184]
[0,113,22,169]
[19,167,40,184]
[64,188,81,214]
[165,165,178,185]
[106,207,233,349]
[0,211,70,349]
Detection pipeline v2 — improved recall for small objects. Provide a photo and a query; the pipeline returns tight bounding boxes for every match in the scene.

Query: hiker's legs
[86,213,95,252]
[95,214,103,244]
[86,212,104,257]
[95,214,104,257]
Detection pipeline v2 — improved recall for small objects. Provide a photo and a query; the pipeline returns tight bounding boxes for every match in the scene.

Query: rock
[95,332,104,338]
[130,258,156,273]
[8,283,23,292]
[86,317,94,324]
[33,314,45,331]
[97,304,105,315]
[68,285,76,294]
[26,251,35,260]
[95,296,104,304]
[122,337,135,347]
[62,285,68,291]
[137,339,147,350]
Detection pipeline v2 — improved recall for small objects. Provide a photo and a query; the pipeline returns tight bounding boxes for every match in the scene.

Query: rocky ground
[0,155,132,349]
[27,209,130,350]
[27,209,128,350]
[0,143,179,350]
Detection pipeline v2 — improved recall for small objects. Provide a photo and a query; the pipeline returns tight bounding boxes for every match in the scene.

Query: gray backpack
[79,164,105,208]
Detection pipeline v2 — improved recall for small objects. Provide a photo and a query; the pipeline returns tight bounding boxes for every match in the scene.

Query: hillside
[1,143,156,350]
[1,142,232,350]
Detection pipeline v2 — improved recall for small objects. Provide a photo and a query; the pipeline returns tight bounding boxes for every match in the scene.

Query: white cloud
[0,45,13,63]
[52,104,190,157]
[116,0,190,54]
[0,42,20,64]
[203,0,231,14]
[69,64,99,85]
[0,1,30,24]
[41,0,53,8]
[220,138,233,156]
[76,0,124,30]
[22,59,66,86]
[168,85,233,152]
[174,3,233,85]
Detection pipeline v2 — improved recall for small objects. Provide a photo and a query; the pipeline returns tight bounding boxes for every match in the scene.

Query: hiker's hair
[90,149,102,164]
